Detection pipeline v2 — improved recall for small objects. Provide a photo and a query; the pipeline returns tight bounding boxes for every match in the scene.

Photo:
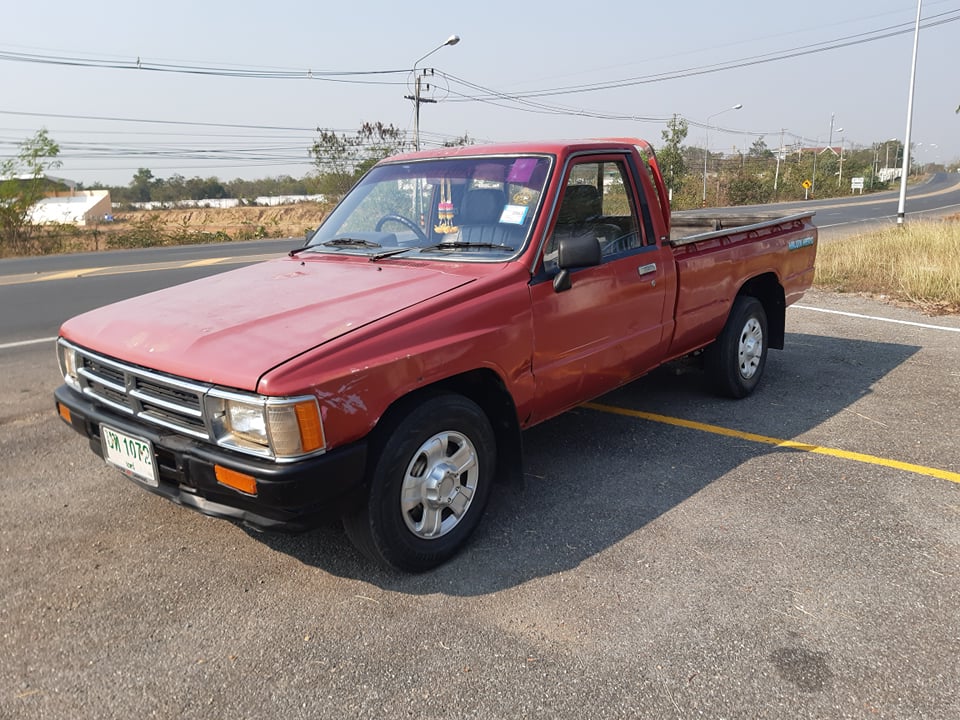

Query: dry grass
[0,203,331,257]
[814,217,960,315]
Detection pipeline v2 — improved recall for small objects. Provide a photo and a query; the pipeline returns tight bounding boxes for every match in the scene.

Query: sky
[1,0,957,187]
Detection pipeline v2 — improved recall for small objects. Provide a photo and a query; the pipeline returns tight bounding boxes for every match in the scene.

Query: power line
[0,109,319,133]
[3,8,957,107]
[4,6,957,179]
[442,9,960,103]
[0,48,408,84]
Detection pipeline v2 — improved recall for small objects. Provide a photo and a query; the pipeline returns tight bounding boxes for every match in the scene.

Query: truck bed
[669,211,815,244]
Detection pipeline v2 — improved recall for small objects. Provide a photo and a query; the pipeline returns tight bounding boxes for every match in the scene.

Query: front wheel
[342,394,496,572]
[706,295,768,399]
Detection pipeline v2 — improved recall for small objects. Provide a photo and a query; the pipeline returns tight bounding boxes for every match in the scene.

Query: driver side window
[544,159,643,271]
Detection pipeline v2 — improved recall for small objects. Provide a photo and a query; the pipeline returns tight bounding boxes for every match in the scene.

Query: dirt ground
[110,203,332,241]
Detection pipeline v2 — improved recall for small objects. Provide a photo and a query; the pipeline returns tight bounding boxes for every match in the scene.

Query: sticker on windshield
[499,205,528,225]
[507,158,538,183]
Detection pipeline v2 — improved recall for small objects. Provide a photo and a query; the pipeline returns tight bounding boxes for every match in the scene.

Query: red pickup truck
[54,139,817,571]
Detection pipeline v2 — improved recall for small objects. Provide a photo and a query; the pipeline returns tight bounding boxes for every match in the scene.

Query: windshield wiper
[419,241,514,252]
[322,237,382,248]
[368,247,414,261]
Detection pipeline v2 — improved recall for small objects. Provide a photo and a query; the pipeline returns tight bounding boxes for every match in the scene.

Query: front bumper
[54,385,367,531]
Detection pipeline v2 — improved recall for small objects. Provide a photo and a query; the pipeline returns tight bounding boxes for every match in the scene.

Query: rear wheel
[342,394,495,572]
[706,295,768,398]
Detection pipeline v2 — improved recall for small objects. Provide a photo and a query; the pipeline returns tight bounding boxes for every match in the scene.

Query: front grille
[74,348,212,440]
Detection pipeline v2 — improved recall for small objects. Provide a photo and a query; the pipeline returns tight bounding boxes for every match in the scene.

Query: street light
[702,103,742,205]
[884,138,898,169]
[811,118,841,197]
[408,34,460,151]
[897,0,922,225]
[837,133,849,187]
[914,142,938,176]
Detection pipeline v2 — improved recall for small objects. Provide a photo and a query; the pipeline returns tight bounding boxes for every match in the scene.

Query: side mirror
[552,233,602,292]
[557,233,601,269]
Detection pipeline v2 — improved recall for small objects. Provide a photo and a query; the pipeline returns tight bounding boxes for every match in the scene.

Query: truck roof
[383,138,648,163]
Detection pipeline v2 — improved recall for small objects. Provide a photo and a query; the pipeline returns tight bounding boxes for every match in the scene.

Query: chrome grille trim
[77,366,126,393]
[129,388,204,418]
[58,339,327,463]
[65,341,213,440]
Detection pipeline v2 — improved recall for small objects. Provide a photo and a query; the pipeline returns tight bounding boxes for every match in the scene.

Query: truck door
[529,155,670,422]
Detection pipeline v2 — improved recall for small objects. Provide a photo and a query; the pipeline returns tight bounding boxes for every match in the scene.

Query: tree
[0,129,61,254]
[442,133,474,147]
[748,137,773,159]
[727,171,771,205]
[658,115,689,197]
[310,122,409,198]
[130,168,155,202]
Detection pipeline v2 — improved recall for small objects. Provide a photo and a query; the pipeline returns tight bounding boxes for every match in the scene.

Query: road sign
[851,177,865,190]
[802,179,812,189]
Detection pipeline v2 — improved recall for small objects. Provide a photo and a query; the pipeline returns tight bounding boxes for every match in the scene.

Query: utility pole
[404,71,438,152]
[811,137,820,197]
[812,114,841,197]
[404,35,460,152]
[773,128,785,192]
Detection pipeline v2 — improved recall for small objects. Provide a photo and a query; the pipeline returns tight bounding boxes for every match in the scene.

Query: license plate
[101,425,158,487]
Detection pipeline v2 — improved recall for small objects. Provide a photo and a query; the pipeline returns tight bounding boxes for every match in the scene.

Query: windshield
[307,155,552,260]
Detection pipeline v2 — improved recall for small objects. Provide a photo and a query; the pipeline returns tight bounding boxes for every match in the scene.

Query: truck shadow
[250,332,920,593]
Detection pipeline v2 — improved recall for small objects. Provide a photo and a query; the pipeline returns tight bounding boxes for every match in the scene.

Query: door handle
[637,263,657,276]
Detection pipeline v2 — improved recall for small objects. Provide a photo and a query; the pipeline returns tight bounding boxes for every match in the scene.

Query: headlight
[225,401,268,444]
[209,392,325,460]
[57,340,80,389]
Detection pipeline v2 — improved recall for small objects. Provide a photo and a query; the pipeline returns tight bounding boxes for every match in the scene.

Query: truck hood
[60,256,475,392]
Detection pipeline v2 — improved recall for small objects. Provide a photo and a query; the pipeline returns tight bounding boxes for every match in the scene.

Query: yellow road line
[0,253,283,287]
[181,257,227,268]
[584,402,960,484]
[36,267,108,281]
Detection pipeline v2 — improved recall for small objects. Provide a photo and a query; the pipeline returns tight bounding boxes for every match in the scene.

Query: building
[28,189,113,226]
[0,174,113,226]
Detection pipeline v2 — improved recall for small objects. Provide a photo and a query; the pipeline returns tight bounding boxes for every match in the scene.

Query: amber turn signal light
[214,465,257,496]
[57,403,72,424]
[294,400,325,453]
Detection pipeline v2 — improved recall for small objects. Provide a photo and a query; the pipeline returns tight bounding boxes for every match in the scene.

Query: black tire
[342,394,496,572]
[706,295,768,399]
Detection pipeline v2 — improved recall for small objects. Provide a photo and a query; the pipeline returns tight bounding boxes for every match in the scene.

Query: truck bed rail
[670,211,816,246]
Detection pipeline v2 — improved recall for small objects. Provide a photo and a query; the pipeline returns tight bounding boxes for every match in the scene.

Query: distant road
[683,171,960,236]
[0,236,302,279]
[1,173,958,345]
[2,172,957,283]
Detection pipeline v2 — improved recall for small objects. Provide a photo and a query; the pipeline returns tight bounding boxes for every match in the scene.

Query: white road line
[793,305,960,333]
[0,336,58,350]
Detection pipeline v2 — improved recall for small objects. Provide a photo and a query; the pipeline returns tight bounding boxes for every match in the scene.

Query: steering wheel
[375,213,428,243]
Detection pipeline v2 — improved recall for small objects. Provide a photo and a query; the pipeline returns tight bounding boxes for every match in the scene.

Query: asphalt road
[677,171,960,235]
[0,239,300,344]
[1,195,958,719]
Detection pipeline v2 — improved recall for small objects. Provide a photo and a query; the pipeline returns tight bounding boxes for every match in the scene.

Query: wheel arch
[738,272,786,350]
[371,368,523,487]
